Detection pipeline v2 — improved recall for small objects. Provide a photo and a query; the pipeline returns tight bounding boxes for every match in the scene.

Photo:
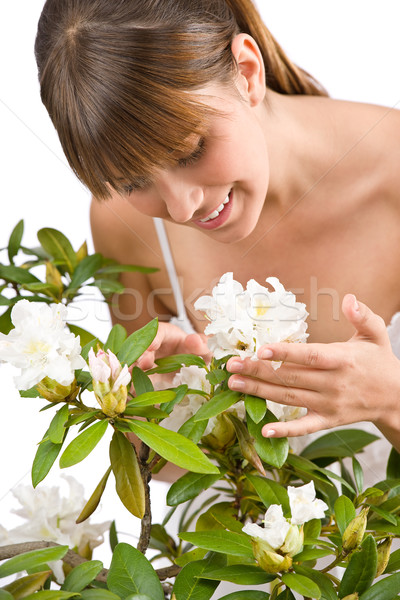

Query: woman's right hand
[136,321,211,370]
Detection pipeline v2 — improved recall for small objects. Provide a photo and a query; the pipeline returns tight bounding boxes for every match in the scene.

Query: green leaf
[0,546,69,577]
[245,395,267,424]
[352,456,364,493]
[126,420,219,474]
[23,593,80,599]
[339,535,378,598]
[179,531,253,558]
[386,447,400,479]
[293,565,336,600]
[175,548,209,567]
[200,565,275,585]
[107,543,164,599]
[359,573,400,600]
[206,369,227,386]
[384,548,400,573]
[0,306,13,334]
[8,219,24,264]
[193,390,241,421]
[0,590,14,599]
[147,353,207,374]
[66,254,103,294]
[247,412,289,468]
[3,570,51,597]
[367,504,398,525]
[131,367,154,395]
[127,390,176,408]
[109,520,119,553]
[125,596,152,600]
[110,431,145,518]
[178,414,208,443]
[301,429,379,461]
[76,466,112,523]
[303,519,322,543]
[104,324,128,355]
[80,337,101,361]
[0,264,41,284]
[32,429,64,487]
[117,319,158,366]
[167,471,222,506]
[334,495,356,537]
[172,559,220,600]
[80,591,121,600]
[37,228,77,275]
[218,593,270,600]
[281,573,321,599]
[91,279,125,295]
[98,263,158,274]
[61,560,103,592]
[59,420,108,468]
[246,474,289,513]
[48,404,70,444]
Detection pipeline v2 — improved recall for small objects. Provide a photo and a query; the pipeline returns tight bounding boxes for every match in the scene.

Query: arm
[227,294,400,452]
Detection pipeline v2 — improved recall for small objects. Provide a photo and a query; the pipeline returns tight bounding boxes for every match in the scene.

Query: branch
[137,442,152,555]
[0,541,181,582]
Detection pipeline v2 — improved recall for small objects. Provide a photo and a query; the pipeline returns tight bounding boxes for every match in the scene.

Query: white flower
[194,273,308,362]
[0,300,85,390]
[0,476,110,583]
[242,504,290,549]
[288,481,329,525]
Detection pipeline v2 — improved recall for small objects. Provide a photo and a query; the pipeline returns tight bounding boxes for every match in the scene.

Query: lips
[194,191,233,230]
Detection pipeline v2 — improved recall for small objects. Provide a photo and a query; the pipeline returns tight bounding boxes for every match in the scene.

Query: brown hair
[35,0,327,200]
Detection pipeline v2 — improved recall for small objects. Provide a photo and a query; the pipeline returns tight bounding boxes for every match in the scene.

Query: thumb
[342,293,387,344]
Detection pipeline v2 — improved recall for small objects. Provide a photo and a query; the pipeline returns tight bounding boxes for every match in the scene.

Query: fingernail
[353,296,360,312]
[259,348,273,359]
[229,377,245,390]
[228,360,243,372]
[263,429,276,437]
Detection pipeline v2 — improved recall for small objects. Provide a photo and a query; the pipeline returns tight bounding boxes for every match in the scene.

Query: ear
[231,33,266,106]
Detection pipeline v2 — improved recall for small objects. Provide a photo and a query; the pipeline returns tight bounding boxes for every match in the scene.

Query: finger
[227,357,325,391]
[184,333,211,358]
[228,374,317,407]
[342,293,388,344]
[256,342,339,369]
[261,412,331,438]
[137,350,156,370]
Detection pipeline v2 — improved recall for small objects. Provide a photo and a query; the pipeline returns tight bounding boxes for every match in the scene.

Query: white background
[0,0,399,580]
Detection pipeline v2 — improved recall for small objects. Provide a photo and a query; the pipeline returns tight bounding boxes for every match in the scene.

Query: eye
[177,138,206,168]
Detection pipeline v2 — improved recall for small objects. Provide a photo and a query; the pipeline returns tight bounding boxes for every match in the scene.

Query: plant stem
[137,442,152,555]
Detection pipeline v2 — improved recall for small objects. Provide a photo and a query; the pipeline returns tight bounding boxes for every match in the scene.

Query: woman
[35,0,400,452]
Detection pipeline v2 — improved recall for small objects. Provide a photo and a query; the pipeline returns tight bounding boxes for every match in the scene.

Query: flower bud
[251,538,293,574]
[341,594,359,600]
[36,376,78,402]
[342,507,369,554]
[45,262,63,296]
[376,537,392,577]
[202,413,236,451]
[88,348,131,417]
[281,524,304,557]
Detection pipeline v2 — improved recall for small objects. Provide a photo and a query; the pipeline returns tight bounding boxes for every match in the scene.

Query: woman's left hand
[227,294,400,442]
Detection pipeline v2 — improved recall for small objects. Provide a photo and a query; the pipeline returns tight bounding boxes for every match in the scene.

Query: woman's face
[123,84,270,244]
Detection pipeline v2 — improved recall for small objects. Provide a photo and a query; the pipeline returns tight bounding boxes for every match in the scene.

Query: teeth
[199,194,231,223]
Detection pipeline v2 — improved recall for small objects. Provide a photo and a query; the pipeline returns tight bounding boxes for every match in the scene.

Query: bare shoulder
[90,194,162,268]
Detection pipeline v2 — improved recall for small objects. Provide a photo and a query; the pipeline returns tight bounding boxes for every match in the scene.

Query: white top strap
[153,217,196,334]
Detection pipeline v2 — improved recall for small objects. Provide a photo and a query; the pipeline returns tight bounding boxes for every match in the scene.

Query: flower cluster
[194,273,308,361]
[0,300,85,391]
[88,347,131,417]
[0,476,110,582]
[242,481,328,573]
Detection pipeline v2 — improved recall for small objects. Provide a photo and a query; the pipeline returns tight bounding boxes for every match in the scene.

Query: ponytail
[225,0,327,96]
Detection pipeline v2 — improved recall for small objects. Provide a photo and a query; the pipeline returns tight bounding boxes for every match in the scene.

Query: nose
[155,172,204,223]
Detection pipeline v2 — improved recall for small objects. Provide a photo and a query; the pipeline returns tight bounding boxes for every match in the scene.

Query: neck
[260,91,338,210]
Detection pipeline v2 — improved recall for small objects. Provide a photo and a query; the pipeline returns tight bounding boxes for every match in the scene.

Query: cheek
[127,192,166,218]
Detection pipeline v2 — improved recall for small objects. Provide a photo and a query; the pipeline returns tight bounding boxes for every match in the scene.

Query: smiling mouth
[199,194,231,223]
